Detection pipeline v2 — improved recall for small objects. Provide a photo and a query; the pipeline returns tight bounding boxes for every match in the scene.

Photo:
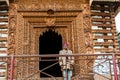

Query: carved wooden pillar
[72,20,78,53]
[23,20,30,54]
[8,3,18,79]
[21,19,30,78]
[82,3,94,77]
[8,3,17,55]
[82,4,93,54]
[76,13,86,54]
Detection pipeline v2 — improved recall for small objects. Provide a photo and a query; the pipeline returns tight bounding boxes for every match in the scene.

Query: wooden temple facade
[0,0,120,80]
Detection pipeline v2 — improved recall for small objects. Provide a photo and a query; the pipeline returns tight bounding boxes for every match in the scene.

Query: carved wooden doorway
[39,29,62,77]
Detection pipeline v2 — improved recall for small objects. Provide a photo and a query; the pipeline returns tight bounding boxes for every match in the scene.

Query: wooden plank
[0,50,6,53]
[91,12,111,16]
[93,36,114,39]
[0,37,7,41]
[0,31,7,34]
[0,6,8,10]
[91,6,110,11]
[0,44,6,48]
[0,18,8,22]
[92,24,112,27]
[0,25,8,28]
[92,30,112,33]
[94,42,114,46]
[0,12,8,16]
[92,18,111,22]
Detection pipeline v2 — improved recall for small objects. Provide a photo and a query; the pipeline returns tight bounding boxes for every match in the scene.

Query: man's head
[63,42,68,49]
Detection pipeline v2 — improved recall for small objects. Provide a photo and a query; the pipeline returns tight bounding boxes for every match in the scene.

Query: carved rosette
[8,3,17,55]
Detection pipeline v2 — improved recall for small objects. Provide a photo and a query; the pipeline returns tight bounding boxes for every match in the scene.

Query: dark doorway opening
[39,29,62,77]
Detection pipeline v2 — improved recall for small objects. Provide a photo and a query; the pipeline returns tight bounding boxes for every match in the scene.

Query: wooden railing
[0,53,119,80]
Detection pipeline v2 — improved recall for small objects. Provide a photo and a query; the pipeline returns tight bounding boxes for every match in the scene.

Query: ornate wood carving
[16,0,83,11]
[8,0,94,79]
[8,3,17,55]
[82,4,94,54]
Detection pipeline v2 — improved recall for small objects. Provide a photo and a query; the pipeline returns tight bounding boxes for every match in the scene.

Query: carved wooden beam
[0,0,9,6]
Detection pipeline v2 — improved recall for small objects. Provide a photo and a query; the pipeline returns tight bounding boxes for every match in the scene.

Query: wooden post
[112,54,118,80]
[10,55,14,80]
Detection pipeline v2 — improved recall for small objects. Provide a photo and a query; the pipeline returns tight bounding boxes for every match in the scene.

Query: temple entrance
[39,29,62,77]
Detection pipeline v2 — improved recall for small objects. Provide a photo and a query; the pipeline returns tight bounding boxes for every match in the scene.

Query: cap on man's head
[63,42,68,49]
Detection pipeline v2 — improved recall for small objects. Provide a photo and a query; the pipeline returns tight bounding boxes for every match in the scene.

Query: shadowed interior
[39,29,62,77]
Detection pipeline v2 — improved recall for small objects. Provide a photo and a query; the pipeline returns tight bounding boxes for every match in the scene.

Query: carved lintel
[16,0,83,11]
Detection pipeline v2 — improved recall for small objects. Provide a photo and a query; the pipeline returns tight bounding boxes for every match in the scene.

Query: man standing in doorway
[59,42,74,80]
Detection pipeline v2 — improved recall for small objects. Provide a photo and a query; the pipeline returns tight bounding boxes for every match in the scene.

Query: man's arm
[59,51,63,66]
[70,50,74,65]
